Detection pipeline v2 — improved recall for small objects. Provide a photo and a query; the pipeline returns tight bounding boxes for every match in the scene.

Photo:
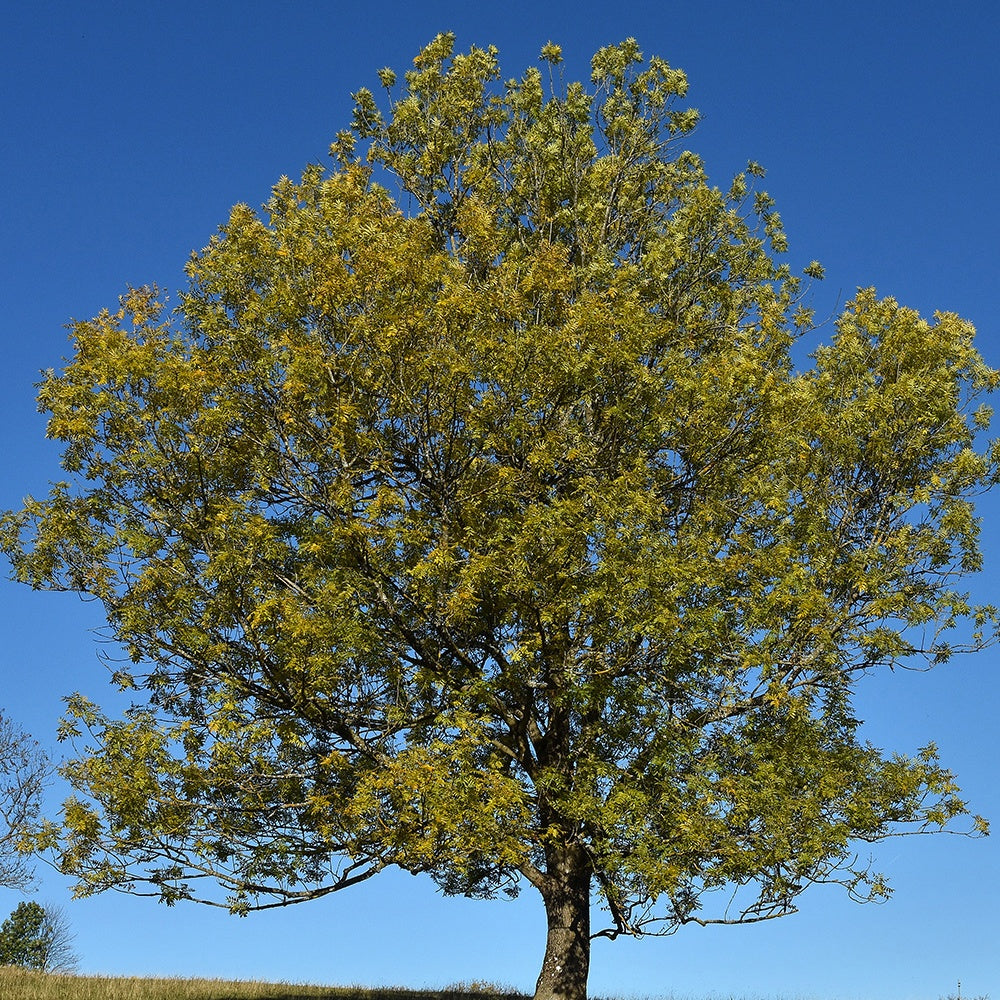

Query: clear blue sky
[1,2,997,998]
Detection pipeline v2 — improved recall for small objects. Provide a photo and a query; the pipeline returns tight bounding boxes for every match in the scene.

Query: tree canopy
[3,35,996,1000]
[0,902,46,970]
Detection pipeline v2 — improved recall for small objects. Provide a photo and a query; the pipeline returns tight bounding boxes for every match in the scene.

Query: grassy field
[0,970,528,1000]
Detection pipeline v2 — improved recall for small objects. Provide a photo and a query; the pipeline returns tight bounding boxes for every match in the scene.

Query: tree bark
[533,846,592,1000]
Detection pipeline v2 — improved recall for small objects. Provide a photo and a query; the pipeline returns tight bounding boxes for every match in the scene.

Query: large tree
[3,36,996,1000]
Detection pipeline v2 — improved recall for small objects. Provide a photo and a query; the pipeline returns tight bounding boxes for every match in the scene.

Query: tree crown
[4,37,996,951]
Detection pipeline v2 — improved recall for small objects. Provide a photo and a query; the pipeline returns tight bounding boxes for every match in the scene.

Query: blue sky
[1,2,997,998]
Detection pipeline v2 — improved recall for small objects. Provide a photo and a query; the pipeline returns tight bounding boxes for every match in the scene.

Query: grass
[0,969,529,1000]
[1,975,988,1000]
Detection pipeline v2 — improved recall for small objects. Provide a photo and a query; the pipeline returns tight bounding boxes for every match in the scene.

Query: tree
[2,35,996,1000]
[0,901,77,973]
[0,901,45,969]
[0,714,49,891]
[36,904,78,973]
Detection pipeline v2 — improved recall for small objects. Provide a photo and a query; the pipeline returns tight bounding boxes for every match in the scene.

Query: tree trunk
[533,847,592,1000]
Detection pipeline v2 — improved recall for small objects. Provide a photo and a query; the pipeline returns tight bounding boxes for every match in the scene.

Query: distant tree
[0,901,78,973]
[0,901,45,969]
[36,904,78,973]
[0,714,49,891]
[3,35,997,1000]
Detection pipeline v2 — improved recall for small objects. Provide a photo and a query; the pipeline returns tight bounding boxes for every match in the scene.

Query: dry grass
[0,969,527,1000]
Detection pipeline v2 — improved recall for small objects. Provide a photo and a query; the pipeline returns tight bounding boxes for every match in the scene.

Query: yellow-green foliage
[2,35,995,989]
